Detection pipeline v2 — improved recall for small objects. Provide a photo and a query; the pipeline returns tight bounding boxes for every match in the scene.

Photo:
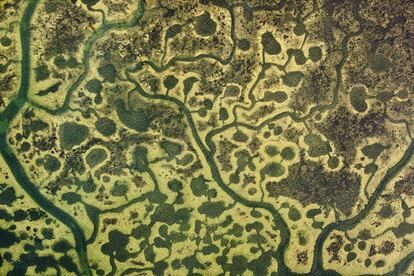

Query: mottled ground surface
[0,0,414,275]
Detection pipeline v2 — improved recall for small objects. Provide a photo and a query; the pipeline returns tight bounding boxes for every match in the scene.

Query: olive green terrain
[0,0,413,275]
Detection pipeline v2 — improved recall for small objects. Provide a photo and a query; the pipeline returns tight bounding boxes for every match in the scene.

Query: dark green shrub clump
[95,117,116,137]
[194,12,217,36]
[86,148,107,168]
[261,32,281,55]
[59,122,89,150]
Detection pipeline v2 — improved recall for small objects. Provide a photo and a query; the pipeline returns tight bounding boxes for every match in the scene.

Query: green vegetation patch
[378,204,394,219]
[261,32,281,55]
[42,154,61,173]
[327,156,339,169]
[163,75,178,90]
[58,122,89,150]
[81,0,100,7]
[198,201,226,218]
[224,85,240,97]
[86,78,103,94]
[238,39,250,51]
[53,55,66,69]
[62,192,81,205]
[115,99,151,132]
[376,90,394,102]
[264,145,278,157]
[0,229,19,248]
[166,24,182,39]
[308,46,322,62]
[350,86,368,113]
[397,89,409,100]
[304,134,331,157]
[37,81,62,96]
[219,107,229,121]
[262,91,288,103]
[282,71,304,87]
[361,143,386,159]
[183,77,199,96]
[364,163,378,174]
[368,54,392,73]
[168,179,183,192]
[111,181,129,197]
[281,147,295,160]
[98,63,117,83]
[95,117,116,137]
[190,176,208,197]
[86,148,107,168]
[160,139,183,160]
[232,130,248,142]
[260,162,285,180]
[288,207,301,221]
[31,119,48,132]
[131,146,149,172]
[194,12,217,36]
[0,186,17,206]
[34,63,50,81]
[67,57,79,68]
[52,239,72,253]
[101,230,134,262]
[294,22,306,36]
[0,36,12,47]
[287,48,306,65]
[77,178,97,193]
